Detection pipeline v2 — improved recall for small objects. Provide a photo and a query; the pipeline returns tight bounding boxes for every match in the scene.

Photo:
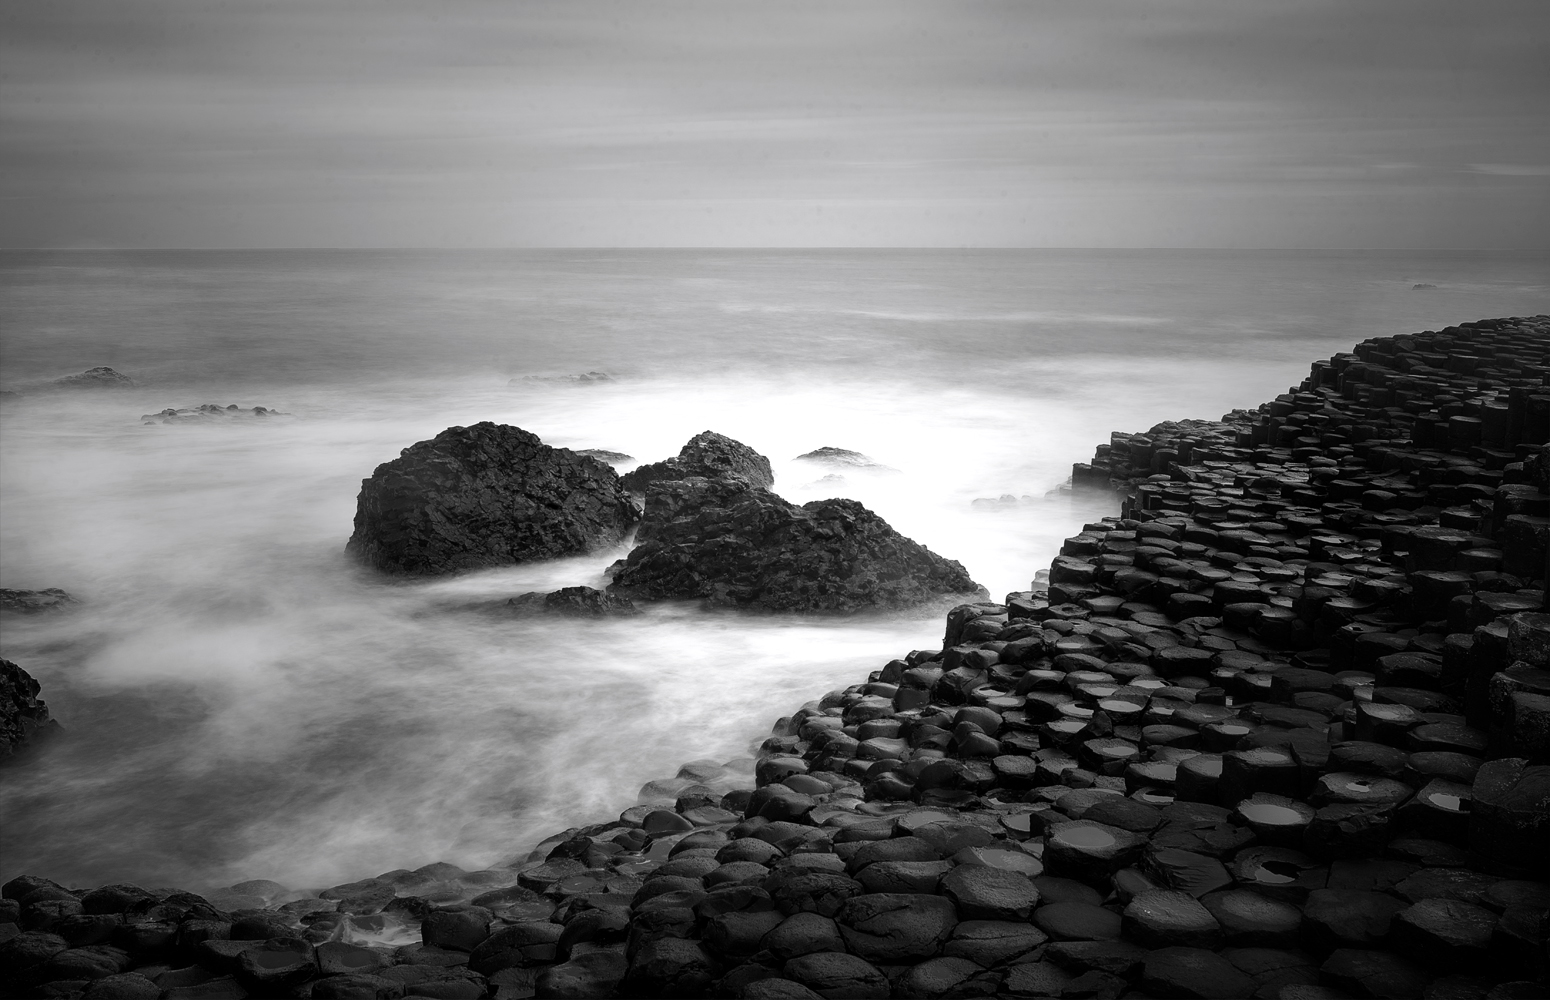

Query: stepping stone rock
[1320,947,1429,999]
[1000,961,1073,998]
[1033,901,1122,941]
[1044,822,1146,883]
[1469,759,1550,877]
[938,865,1039,920]
[1122,890,1222,949]
[1043,939,1147,977]
[835,893,957,963]
[1389,897,1498,970]
[1139,946,1257,999]
[781,952,889,999]
[892,956,982,999]
[1302,889,1408,951]
[621,937,720,998]
[763,913,845,961]
[1235,794,1315,848]
[1143,848,1233,898]
[1200,889,1303,948]
[534,950,628,999]
[941,920,1047,966]
[1393,868,1499,906]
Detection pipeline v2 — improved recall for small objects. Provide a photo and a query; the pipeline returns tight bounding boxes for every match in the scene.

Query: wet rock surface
[620,431,775,493]
[49,367,134,390]
[608,476,985,612]
[8,317,1549,998]
[1,658,61,757]
[345,422,640,575]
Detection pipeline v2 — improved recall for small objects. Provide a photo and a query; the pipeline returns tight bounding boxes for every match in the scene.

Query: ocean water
[1,248,1545,894]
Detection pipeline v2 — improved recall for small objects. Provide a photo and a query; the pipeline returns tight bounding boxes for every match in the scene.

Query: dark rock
[762,870,863,918]
[763,913,845,961]
[140,404,288,425]
[1033,901,1122,941]
[621,431,775,493]
[781,951,889,999]
[1469,758,1550,876]
[507,585,639,617]
[346,422,638,575]
[1000,961,1074,997]
[576,448,632,463]
[793,448,893,472]
[609,476,983,612]
[738,979,824,1000]
[621,937,719,998]
[1138,946,1257,999]
[893,956,984,998]
[1389,897,1497,970]
[1043,939,1148,977]
[1320,947,1429,998]
[79,973,159,1000]
[536,949,628,998]
[1199,889,1301,948]
[234,937,315,994]
[1,659,62,756]
[1301,888,1407,952]
[420,905,493,953]
[941,919,1047,966]
[835,893,957,962]
[1122,890,1222,949]
[467,920,563,976]
[0,589,77,614]
[52,367,133,390]
[937,865,1038,920]
[1044,821,1146,882]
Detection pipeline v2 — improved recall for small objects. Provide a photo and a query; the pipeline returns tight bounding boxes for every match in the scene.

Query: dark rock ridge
[510,371,613,385]
[1,659,61,756]
[508,585,640,617]
[14,317,1550,1000]
[50,366,134,389]
[345,422,639,575]
[620,431,776,493]
[0,588,76,614]
[141,404,286,425]
[794,447,895,472]
[608,475,986,612]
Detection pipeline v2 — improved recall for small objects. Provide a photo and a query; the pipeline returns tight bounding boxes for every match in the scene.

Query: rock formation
[508,585,640,617]
[620,431,775,493]
[50,366,134,389]
[1,659,61,756]
[346,422,639,575]
[0,588,76,614]
[141,404,286,424]
[608,475,985,612]
[11,316,1550,1000]
[794,447,894,471]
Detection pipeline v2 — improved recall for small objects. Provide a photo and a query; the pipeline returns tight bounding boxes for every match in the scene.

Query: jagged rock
[793,448,894,472]
[51,367,134,389]
[0,589,77,614]
[1,659,61,756]
[140,404,285,425]
[620,431,775,493]
[608,477,984,612]
[346,422,639,575]
[507,586,639,617]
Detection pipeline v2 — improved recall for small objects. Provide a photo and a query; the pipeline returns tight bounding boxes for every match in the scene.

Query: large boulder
[346,422,639,575]
[607,476,984,613]
[2,659,61,756]
[620,432,774,493]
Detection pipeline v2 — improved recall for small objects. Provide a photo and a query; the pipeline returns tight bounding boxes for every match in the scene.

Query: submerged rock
[793,447,894,472]
[508,586,640,617]
[620,431,775,493]
[346,422,639,576]
[0,589,76,614]
[51,367,134,390]
[510,371,613,385]
[607,475,984,612]
[1,659,62,756]
[141,404,286,425]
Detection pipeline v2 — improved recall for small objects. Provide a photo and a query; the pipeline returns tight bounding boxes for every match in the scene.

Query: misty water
[2,249,1546,895]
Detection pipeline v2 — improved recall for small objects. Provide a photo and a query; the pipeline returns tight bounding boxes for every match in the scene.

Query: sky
[2,0,1548,248]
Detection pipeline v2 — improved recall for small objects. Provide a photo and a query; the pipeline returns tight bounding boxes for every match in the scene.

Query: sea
[1,248,1545,895]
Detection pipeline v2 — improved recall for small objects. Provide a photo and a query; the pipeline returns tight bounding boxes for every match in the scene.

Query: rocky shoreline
[3,315,1549,1000]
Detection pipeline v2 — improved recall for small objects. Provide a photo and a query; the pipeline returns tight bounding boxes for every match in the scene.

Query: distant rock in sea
[620,431,775,493]
[0,588,77,614]
[803,473,848,490]
[51,366,135,389]
[508,585,640,617]
[794,446,896,471]
[1,659,62,757]
[608,475,985,612]
[346,422,639,575]
[510,371,614,385]
[576,448,633,463]
[141,403,288,425]
[971,494,1038,510]
[1413,283,1437,289]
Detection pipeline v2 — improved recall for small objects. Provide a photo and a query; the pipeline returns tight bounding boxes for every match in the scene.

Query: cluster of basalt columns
[2,317,1547,1000]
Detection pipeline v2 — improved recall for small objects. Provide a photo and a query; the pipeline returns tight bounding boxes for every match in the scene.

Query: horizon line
[3,246,1548,253]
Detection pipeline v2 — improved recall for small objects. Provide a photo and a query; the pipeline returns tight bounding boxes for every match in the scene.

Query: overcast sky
[3,0,1548,248]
